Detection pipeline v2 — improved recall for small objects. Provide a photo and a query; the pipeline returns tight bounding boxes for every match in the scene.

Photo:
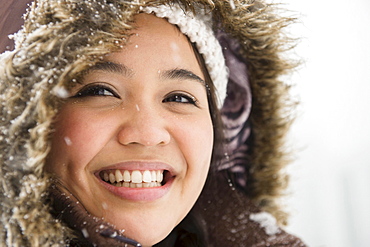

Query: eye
[163,92,198,106]
[72,83,120,98]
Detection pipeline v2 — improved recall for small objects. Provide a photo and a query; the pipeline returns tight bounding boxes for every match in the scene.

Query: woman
[0,0,305,246]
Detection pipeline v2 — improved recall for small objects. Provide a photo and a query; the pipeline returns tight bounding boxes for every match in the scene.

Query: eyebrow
[161,69,206,86]
[87,61,134,77]
[86,62,205,86]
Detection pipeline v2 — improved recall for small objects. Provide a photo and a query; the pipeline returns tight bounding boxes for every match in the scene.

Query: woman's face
[45,14,213,246]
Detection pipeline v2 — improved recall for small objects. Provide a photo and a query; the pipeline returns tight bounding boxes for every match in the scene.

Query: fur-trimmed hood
[0,0,301,246]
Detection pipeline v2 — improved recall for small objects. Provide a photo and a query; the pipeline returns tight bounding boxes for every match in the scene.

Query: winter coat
[0,0,305,246]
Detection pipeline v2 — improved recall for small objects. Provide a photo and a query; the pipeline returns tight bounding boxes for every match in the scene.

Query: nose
[117,104,171,147]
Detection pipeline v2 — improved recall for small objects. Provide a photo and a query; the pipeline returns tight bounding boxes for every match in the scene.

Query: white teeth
[142,170,152,183]
[102,169,166,187]
[115,170,123,182]
[103,172,109,182]
[157,170,163,183]
[109,173,115,184]
[131,170,142,183]
[151,171,156,182]
[123,182,161,188]
[123,170,130,182]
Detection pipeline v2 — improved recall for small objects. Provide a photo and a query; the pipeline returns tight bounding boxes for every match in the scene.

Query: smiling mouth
[99,169,169,188]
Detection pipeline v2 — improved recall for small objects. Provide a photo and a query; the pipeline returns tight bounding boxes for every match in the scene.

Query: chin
[102,208,180,247]
[119,223,173,247]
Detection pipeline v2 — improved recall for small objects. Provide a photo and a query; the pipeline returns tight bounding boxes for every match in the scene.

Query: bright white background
[281,0,370,246]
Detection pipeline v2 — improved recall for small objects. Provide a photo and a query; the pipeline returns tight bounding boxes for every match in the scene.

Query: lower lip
[98,177,174,202]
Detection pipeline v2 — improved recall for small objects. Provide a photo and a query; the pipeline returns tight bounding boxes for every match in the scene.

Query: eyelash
[72,83,120,98]
[163,92,198,106]
[71,84,198,106]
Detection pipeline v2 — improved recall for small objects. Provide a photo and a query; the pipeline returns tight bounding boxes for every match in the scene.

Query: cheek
[174,114,213,216]
[179,115,214,180]
[46,107,115,174]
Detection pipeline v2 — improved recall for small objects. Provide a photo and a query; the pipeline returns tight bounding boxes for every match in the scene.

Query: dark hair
[154,43,225,247]
[191,42,225,173]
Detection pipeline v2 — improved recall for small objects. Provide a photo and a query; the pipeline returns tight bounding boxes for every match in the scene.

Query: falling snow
[249,212,281,235]
[64,137,72,146]
[102,202,108,210]
[229,0,236,10]
[53,86,70,99]
[81,228,89,238]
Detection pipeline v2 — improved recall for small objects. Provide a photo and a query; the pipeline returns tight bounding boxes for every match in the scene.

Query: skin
[45,14,213,246]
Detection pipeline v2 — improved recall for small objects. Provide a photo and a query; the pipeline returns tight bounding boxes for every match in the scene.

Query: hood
[0,0,297,246]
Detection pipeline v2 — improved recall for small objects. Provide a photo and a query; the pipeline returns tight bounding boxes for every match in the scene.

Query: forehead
[100,13,204,80]
[125,13,194,57]
[131,13,184,39]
